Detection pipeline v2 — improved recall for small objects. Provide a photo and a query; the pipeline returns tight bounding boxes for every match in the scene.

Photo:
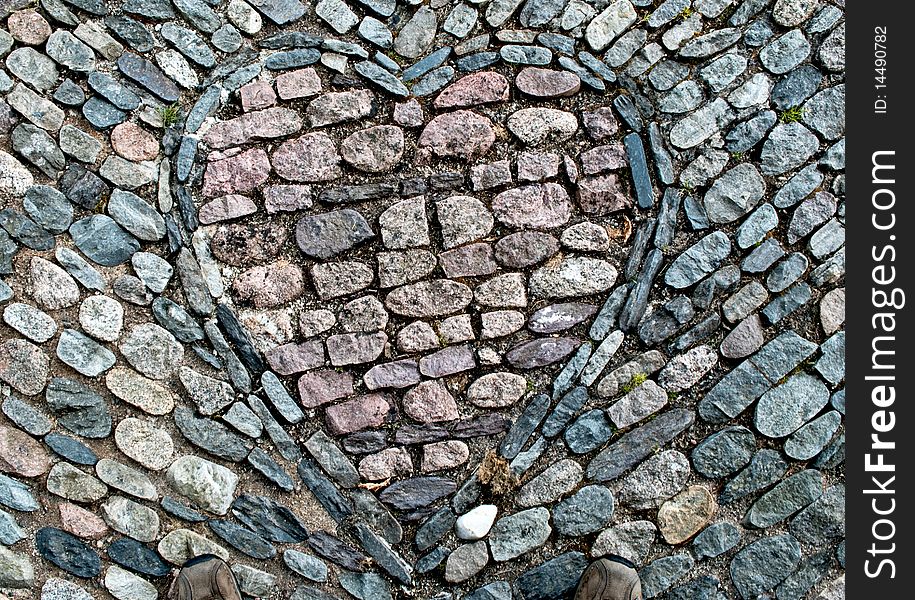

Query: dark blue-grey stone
[305,536,364,580]
[411,66,454,96]
[589,285,629,340]
[87,72,141,111]
[161,22,215,67]
[23,185,71,234]
[69,215,140,267]
[692,265,740,310]
[161,496,206,522]
[53,79,86,106]
[222,62,261,92]
[749,330,818,382]
[638,295,696,345]
[117,53,180,102]
[683,194,709,230]
[831,388,845,415]
[11,124,65,179]
[185,85,221,134]
[775,550,831,600]
[741,238,785,273]
[354,60,409,96]
[174,406,253,462]
[107,537,171,576]
[679,28,742,58]
[761,282,812,324]
[815,331,845,385]
[215,303,264,373]
[0,474,38,512]
[588,409,694,481]
[624,133,654,209]
[173,0,221,33]
[2,396,52,436]
[564,409,613,454]
[729,534,801,598]
[152,297,204,343]
[265,48,321,70]
[247,447,295,492]
[736,204,778,249]
[296,460,353,523]
[812,431,844,469]
[772,65,822,111]
[640,554,695,598]
[467,581,512,600]
[59,166,110,210]
[0,508,25,545]
[766,252,808,292]
[579,51,616,83]
[0,231,17,274]
[693,522,742,559]
[415,546,449,574]
[720,449,788,504]
[373,51,400,73]
[61,0,107,16]
[349,521,412,585]
[773,163,823,208]
[558,56,603,90]
[248,395,300,462]
[123,0,174,19]
[105,15,155,52]
[726,110,777,152]
[698,360,771,423]
[613,94,643,132]
[543,386,588,438]
[413,506,457,552]
[744,19,773,46]
[553,485,614,536]
[514,552,588,600]
[208,520,276,559]
[539,33,576,55]
[339,571,391,600]
[44,433,98,466]
[654,189,681,248]
[500,394,550,460]
[379,477,455,512]
[402,46,451,82]
[755,373,829,439]
[0,209,53,251]
[789,484,844,544]
[647,122,675,185]
[671,313,721,352]
[500,45,552,65]
[36,527,101,578]
[46,377,112,439]
[258,31,323,50]
[666,575,726,600]
[624,219,656,281]
[245,0,306,25]
[176,137,196,182]
[457,51,500,72]
[664,231,731,289]
[232,494,310,543]
[691,426,756,478]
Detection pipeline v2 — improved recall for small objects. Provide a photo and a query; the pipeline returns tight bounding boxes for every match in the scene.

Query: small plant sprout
[779,106,805,123]
[158,103,181,127]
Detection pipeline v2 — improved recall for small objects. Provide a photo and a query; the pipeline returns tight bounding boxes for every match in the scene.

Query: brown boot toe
[574,557,643,600]
[169,554,242,600]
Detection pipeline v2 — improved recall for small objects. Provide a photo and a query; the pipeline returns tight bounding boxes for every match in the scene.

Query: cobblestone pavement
[0,0,845,598]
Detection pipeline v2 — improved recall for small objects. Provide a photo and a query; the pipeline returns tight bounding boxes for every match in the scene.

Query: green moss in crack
[779,106,805,123]
[158,103,181,127]
[621,372,648,394]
